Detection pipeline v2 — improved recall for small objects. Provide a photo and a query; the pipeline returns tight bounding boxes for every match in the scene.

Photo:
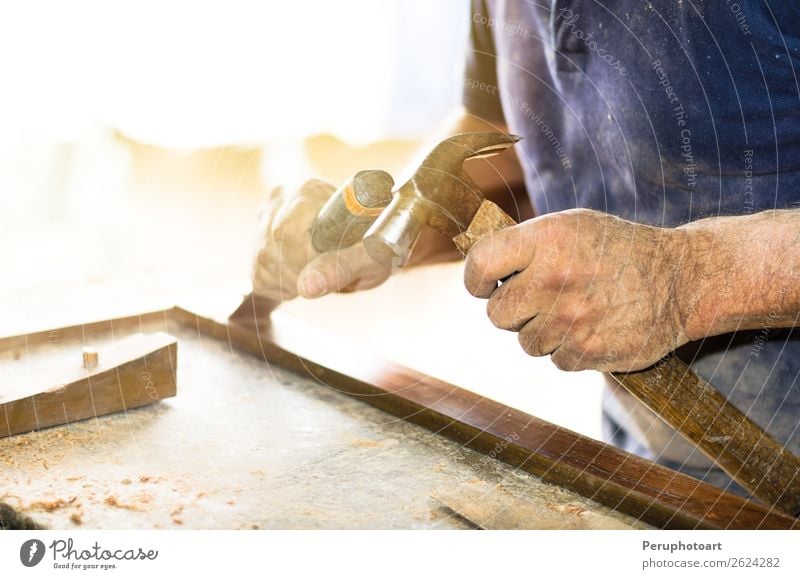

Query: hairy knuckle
[539,267,564,291]
[552,302,578,326]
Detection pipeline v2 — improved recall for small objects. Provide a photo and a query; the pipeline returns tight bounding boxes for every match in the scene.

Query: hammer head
[362,132,521,268]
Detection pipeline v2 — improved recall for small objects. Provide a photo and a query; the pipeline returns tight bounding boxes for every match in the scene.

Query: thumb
[296,244,387,298]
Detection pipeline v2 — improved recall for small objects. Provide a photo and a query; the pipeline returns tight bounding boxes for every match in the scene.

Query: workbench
[0,305,647,530]
[3,294,796,530]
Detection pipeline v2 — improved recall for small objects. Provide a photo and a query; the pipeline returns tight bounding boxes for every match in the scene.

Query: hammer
[236,132,800,516]
[230,133,520,319]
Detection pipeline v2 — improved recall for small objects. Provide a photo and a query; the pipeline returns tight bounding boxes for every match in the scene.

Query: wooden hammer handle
[454,199,800,517]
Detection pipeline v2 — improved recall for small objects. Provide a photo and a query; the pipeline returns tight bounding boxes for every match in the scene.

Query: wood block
[0,332,177,438]
[453,199,517,255]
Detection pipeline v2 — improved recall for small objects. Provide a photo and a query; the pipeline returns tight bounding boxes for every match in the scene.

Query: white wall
[0,0,467,147]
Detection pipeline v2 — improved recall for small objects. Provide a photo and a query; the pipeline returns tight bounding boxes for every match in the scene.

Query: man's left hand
[463,208,692,372]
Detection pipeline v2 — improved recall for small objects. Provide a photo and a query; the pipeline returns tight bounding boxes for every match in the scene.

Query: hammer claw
[362,132,521,267]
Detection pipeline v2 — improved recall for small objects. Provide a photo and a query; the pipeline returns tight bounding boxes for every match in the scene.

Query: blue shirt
[464,0,800,491]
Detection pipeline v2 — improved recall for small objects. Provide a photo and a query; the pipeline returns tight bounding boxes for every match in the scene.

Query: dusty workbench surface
[0,314,649,530]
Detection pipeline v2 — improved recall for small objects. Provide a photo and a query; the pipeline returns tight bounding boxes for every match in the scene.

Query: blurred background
[0,0,604,439]
[0,0,464,300]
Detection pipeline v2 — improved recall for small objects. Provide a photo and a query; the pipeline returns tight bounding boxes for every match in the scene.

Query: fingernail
[300,270,327,298]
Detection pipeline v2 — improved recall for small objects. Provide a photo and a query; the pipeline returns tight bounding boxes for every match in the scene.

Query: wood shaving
[26,497,77,512]
[349,438,384,449]
[170,504,184,525]
[104,496,143,512]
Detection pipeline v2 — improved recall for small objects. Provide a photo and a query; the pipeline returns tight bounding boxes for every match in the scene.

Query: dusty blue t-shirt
[463,0,800,491]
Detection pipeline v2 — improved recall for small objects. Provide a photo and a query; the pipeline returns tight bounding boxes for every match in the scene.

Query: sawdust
[170,504,184,525]
[104,496,144,512]
[0,428,80,472]
[550,503,588,516]
[26,497,77,512]
[0,455,18,469]
[3,426,96,450]
[349,438,384,449]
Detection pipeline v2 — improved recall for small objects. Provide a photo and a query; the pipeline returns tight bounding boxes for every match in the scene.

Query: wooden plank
[612,357,800,517]
[0,332,177,438]
[169,305,798,530]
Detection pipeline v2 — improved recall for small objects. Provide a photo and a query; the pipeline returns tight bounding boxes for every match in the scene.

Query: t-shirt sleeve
[462,0,505,123]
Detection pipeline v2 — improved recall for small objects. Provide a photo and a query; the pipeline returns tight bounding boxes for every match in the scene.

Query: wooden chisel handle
[454,199,800,517]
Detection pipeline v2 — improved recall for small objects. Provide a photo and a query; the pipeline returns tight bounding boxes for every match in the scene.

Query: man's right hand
[252,178,392,303]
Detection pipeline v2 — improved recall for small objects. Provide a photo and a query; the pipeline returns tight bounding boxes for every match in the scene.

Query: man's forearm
[679,209,800,340]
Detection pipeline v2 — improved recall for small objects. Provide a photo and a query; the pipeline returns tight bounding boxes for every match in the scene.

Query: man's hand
[464,208,691,372]
[252,178,391,302]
